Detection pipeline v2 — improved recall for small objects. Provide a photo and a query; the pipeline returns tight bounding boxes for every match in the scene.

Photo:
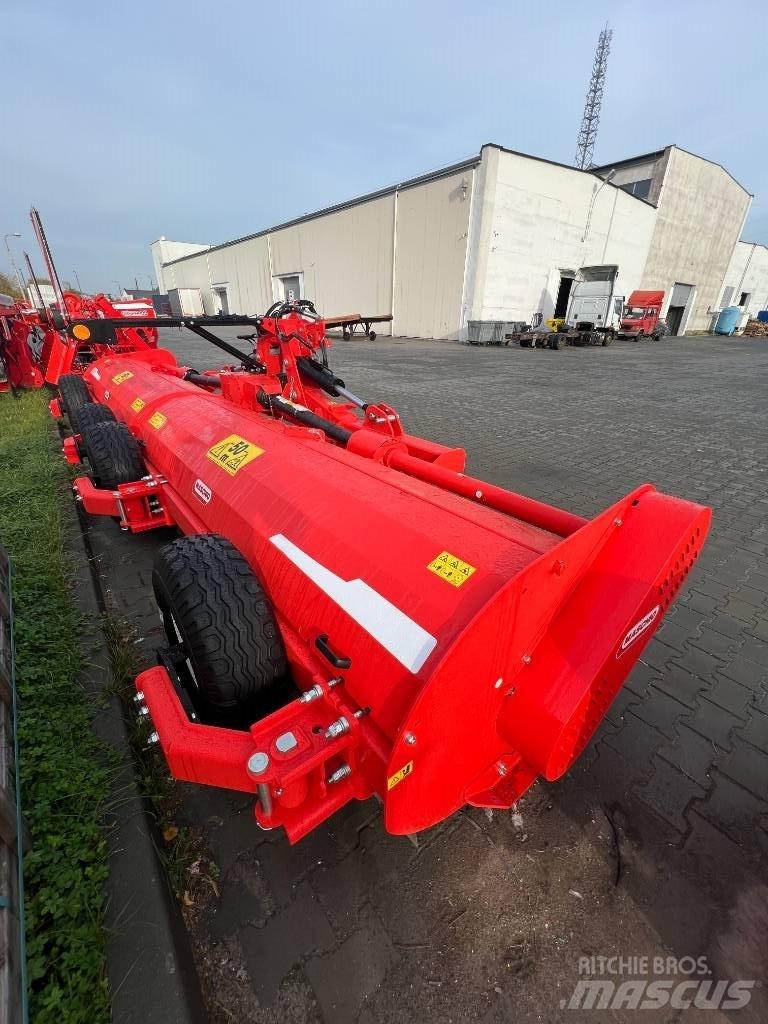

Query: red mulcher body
[58,302,711,842]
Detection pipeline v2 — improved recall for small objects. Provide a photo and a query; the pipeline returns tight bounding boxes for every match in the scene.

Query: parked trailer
[55,301,711,843]
[324,313,393,340]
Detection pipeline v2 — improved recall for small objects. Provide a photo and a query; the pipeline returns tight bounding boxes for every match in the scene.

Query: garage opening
[554,273,575,318]
[213,286,230,315]
[666,282,694,336]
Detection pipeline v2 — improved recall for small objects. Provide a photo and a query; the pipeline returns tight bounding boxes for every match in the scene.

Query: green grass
[0,391,111,1023]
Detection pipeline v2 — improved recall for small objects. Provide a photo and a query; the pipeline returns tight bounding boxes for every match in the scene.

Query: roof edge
[162,153,481,267]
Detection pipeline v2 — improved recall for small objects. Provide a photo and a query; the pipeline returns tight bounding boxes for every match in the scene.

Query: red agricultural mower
[54,299,711,843]
[0,208,157,393]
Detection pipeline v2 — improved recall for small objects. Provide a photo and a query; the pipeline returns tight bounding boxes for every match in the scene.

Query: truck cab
[618,290,666,340]
[564,265,624,344]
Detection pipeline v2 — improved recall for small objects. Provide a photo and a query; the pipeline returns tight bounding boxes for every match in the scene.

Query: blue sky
[2,0,766,294]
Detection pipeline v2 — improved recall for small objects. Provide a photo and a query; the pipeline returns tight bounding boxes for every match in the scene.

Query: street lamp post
[111,279,122,297]
[3,233,26,298]
[73,269,83,293]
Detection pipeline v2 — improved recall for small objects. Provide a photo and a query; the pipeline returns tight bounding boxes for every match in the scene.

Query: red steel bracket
[73,475,175,532]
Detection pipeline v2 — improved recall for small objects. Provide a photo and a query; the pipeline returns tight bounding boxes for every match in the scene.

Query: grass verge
[0,390,112,1023]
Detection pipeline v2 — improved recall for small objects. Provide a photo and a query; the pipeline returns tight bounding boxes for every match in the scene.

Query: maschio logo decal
[193,479,212,504]
[617,605,660,658]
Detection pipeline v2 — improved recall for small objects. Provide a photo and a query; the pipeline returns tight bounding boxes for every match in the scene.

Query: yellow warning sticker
[206,434,264,476]
[387,761,414,791]
[131,397,146,413]
[111,370,133,385]
[427,551,476,588]
[149,411,167,429]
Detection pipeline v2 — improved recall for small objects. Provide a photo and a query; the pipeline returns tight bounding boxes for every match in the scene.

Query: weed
[0,391,112,1024]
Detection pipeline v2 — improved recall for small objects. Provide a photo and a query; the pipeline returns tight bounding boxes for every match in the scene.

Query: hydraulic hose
[258,392,353,445]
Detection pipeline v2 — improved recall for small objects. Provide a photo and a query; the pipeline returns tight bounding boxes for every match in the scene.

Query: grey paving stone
[682,698,745,751]
[630,687,691,740]
[694,771,768,853]
[305,910,399,1024]
[658,725,721,786]
[633,757,707,833]
[735,710,768,756]
[719,743,768,801]
[239,882,336,1004]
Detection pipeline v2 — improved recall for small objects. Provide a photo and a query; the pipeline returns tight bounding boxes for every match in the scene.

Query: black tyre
[369,330,376,341]
[70,402,116,437]
[342,330,350,340]
[601,333,614,347]
[152,534,289,720]
[552,334,566,350]
[81,421,146,489]
[58,374,92,417]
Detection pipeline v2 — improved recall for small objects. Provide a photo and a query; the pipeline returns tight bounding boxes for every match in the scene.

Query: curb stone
[64,478,207,1024]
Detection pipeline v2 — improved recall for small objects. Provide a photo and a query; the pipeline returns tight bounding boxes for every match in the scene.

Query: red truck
[618,290,667,340]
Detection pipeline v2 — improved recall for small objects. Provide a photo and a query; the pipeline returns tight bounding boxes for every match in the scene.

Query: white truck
[563,265,625,345]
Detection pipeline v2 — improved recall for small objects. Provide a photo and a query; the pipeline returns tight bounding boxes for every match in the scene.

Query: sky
[2,0,766,295]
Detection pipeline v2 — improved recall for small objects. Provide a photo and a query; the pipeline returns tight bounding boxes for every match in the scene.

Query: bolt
[522,654,532,665]
[494,677,504,689]
[247,751,270,776]
[133,691,145,703]
[497,761,507,777]
[475,490,483,499]
[327,764,351,785]
[137,705,150,717]
[506,687,517,698]
[146,731,159,747]
[404,732,417,745]
[299,684,323,703]
[328,676,343,688]
[614,518,623,527]
[325,716,350,740]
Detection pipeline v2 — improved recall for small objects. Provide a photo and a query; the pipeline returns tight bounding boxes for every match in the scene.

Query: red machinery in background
[0,208,157,392]
[55,299,711,843]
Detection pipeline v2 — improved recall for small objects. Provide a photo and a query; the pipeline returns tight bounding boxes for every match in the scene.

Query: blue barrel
[715,306,741,336]
[757,310,768,323]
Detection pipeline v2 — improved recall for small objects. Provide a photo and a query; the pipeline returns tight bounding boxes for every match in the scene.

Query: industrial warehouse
[152,141,768,340]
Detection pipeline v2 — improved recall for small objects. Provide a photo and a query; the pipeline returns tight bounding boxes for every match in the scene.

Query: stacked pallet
[742,319,768,337]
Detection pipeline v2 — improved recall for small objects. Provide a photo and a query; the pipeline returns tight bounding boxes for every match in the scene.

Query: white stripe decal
[270,534,437,673]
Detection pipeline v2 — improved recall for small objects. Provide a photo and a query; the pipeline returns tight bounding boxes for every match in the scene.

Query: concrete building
[720,241,768,321]
[593,146,752,334]
[152,142,754,339]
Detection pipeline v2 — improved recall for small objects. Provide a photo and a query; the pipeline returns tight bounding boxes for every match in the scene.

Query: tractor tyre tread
[59,374,92,416]
[152,535,288,717]
[70,402,116,437]
[81,420,146,489]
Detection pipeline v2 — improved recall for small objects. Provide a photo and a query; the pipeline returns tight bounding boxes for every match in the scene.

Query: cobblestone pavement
[83,331,767,1022]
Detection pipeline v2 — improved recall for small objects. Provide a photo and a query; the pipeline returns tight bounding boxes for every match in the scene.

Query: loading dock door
[667,282,693,336]
[554,274,575,318]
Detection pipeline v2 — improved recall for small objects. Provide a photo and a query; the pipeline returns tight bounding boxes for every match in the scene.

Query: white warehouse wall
[720,241,768,320]
[150,238,209,294]
[640,147,751,333]
[467,147,656,326]
[393,169,473,339]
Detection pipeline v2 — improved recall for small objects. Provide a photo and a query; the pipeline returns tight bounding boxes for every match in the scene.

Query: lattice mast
[574,25,613,170]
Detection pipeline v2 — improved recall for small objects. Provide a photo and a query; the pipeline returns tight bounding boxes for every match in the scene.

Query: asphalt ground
[83,329,768,1023]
